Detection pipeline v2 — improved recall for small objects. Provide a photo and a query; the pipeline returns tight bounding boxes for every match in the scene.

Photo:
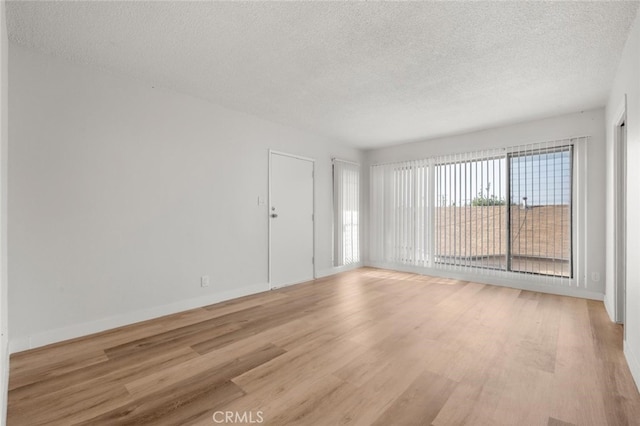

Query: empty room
[1,0,640,425]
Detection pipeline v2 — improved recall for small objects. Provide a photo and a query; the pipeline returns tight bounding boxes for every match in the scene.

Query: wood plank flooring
[8,268,640,425]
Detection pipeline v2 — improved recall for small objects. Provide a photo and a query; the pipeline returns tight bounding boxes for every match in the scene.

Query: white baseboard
[8,265,364,354]
[624,341,640,394]
[8,282,269,354]
[603,292,616,322]
[8,262,607,354]
[365,262,604,301]
[316,262,362,279]
[1,338,7,426]
[269,265,362,290]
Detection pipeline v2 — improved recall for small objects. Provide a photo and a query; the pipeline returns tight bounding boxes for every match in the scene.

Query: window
[370,138,582,283]
[333,159,360,266]
[508,145,572,277]
[434,155,507,271]
[435,144,572,278]
[369,160,428,266]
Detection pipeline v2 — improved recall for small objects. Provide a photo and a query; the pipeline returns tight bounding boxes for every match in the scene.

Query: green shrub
[471,192,506,206]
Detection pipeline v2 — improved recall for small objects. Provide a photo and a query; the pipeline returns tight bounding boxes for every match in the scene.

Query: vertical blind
[507,143,573,279]
[333,159,360,266]
[369,160,429,266]
[370,137,583,285]
[434,150,506,272]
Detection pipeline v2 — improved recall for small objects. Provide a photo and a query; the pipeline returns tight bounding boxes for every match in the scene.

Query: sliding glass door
[370,140,576,280]
[434,156,507,271]
[508,146,572,277]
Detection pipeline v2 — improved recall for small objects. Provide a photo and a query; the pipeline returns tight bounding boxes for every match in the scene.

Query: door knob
[271,213,278,218]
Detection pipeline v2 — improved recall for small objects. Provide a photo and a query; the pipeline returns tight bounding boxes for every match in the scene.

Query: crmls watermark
[212,411,264,424]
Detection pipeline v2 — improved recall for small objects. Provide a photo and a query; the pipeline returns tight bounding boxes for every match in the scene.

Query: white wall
[605,10,640,390]
[365,109,607,299]
[0,0,8,423]
[8,45,362,352]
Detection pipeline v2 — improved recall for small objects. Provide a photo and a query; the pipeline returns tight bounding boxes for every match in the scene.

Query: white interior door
[269,152,314,288]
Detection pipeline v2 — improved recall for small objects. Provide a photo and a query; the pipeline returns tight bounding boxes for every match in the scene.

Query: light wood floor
[8,268,640,425]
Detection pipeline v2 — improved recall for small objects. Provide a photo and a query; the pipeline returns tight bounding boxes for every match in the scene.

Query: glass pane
[342,168,359,264]
[509,147,572,277]
[435,157,507,270]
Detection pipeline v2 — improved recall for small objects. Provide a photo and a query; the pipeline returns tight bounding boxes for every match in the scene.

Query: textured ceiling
[6,1,640,148]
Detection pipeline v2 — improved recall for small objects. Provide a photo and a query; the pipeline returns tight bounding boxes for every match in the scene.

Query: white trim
[612,96,628,132]
[427,159,436,267]
[269,150,315,163]
[9,282,270,354]
[8,262,606,354]
[332,157,360,166]
[316,262,363,279]
[370,136,591,168]
[270,265,363,289]
[268,151,272,284]
[269,278,313,290]
[624,341,640,393]
[331,158,336,267]
[1,0,8,423]
[365,262,603,301]
[268,150,316,290]
[1,343,7,426]
[613,96,627,326]
[574,138,587,289]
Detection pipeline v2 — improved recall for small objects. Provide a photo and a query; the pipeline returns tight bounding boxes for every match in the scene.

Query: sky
[436,148,571,207]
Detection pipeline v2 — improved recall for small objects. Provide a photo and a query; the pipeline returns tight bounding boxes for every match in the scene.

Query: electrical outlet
[591,272,600,282]
[201,275,210,287]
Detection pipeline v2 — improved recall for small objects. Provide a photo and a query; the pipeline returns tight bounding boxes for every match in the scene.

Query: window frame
[332,158,361,267]
[369,137,587,287]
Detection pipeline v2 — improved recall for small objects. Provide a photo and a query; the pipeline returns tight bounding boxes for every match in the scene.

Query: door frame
[268,150,316,289]
[613,98,627,327]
